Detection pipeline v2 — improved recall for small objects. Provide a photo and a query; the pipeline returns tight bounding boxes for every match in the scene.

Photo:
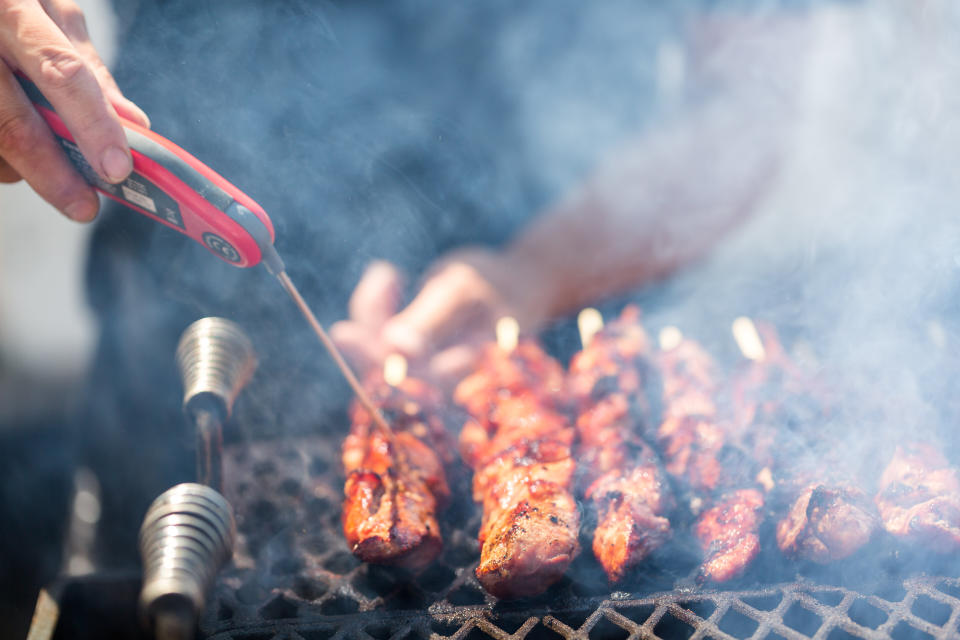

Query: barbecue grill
[33,315,960,640]
[34,390,960,640]
[193,436,960,640]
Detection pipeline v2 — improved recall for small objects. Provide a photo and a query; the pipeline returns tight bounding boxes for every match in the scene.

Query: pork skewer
[342,362,454,570]
[729,319,880,564]
[573,307,761,583]
[455,324,580,599]
[654,326,765,583]
[568,306,673,583]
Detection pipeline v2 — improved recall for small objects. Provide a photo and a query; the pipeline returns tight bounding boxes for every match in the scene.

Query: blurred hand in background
[331,247,549,388]
[332,13,804,387]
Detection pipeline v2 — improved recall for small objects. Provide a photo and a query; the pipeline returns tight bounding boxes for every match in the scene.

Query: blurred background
[0,2,113,637]
[0,0,113,419]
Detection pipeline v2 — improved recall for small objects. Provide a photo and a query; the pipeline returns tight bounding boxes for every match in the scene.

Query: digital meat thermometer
[17,74,391,434]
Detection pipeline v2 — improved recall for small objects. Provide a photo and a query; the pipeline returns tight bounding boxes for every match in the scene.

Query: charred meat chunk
[694,489,764,584]
[776,483,878,563]
[876,442,960,552]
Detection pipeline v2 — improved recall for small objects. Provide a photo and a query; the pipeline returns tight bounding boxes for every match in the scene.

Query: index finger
[0,0,132,183]
[39,0,151,128]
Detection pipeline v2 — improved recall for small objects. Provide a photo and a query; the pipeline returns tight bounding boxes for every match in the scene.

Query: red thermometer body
[17,74,399,446]
[16,74,279,270]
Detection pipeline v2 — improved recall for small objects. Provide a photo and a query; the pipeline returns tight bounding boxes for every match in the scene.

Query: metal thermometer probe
[235,239,393,436]
[17,74,392,435]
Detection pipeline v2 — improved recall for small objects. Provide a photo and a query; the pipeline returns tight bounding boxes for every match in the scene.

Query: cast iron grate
[199,438,960,640]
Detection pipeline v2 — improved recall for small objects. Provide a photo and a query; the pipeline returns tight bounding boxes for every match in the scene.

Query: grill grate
[200,437,960,640]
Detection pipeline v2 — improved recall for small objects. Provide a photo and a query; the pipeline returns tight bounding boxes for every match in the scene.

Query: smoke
[100,0,712,438]
[639,0,960,479]
[71,0,960,572]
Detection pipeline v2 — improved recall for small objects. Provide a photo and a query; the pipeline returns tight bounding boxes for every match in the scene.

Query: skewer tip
[383,353,408,387]
[496,316,520,354]
[732,316,766,362]
[577,308,605,349]
[658,326,683,351]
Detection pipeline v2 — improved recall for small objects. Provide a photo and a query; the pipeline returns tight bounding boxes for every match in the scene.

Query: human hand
[331,248,552,388]
[0,0,150,221]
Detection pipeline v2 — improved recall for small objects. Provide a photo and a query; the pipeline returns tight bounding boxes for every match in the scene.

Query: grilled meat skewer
[775,482,877,563]
[731,323,880,564]
[576,396,673,583]
[875,441,960,552]
[456,341,579,599]
[469,395,580,598]
[656,333,765,583]
[342,376,453,570]
[569,307,673,583]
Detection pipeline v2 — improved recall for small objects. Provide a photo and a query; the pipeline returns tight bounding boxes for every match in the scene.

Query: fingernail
[101,146,132,183]
[133,104,151,129]
[65,199,97,222]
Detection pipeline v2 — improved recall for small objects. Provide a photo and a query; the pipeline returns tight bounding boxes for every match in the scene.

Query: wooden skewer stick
[577,308,605,349]
[732,316,766,362]
[731,316,778,493]
[496,316,520,354]
[658,325,683,351]
[383,353,408,387]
